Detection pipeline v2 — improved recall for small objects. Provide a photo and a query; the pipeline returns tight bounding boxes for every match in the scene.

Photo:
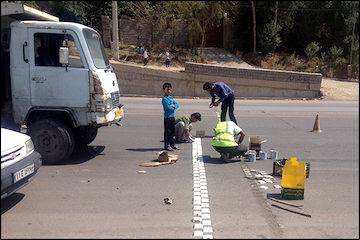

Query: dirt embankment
[320,78,359,101]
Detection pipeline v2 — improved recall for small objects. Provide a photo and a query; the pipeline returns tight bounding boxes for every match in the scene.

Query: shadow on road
[49,145,106,165]
[202,155,242,164]
[1,193,25,215]
[266,193,283,200]
[202,155,223,164]
[126,147,164,152]
[200,135,213,139]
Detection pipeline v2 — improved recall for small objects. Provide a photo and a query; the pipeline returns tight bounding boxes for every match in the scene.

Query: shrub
[259,22,282,54]
[352,39,359,68]
[305,42,321,59]
[328,46,346,69]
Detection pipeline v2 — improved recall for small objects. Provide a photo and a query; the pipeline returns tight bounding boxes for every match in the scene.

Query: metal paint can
[270,150,278,160]
[248,152,256,162]
[259,151,267,160]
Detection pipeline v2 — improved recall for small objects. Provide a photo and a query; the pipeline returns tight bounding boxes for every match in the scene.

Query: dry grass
[242,52,359,80]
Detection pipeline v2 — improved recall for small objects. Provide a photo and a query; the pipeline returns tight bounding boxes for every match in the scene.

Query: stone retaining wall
[111,61,322,99]
[186,62,322,98]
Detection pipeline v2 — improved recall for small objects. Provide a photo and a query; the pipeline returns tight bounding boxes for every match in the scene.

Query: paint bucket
[247,150,256,157]
[270,150,278,160]
[248,152,256,162]
[259,151,267,160]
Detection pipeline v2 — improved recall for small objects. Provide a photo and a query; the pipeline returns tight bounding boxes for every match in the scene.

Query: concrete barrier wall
[112,62,194,97]
[111,61,322,99]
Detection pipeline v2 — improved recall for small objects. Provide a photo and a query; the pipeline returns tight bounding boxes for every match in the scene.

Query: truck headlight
[25,139,34,155]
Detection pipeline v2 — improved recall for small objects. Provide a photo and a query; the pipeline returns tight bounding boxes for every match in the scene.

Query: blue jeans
[221,93,237,124]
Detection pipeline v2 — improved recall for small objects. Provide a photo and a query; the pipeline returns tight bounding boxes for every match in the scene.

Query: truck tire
[74,126,98,146]
[28,118,75,164]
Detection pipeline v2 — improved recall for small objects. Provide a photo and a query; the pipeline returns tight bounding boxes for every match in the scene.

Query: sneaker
[171,146,180,150]
[163,147,173,151]
[220,153,231,163]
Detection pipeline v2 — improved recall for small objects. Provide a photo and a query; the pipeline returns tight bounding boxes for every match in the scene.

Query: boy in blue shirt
[162,82,180,151]
[203,81,237,124]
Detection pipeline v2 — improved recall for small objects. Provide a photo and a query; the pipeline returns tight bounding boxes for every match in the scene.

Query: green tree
[344,12,359,64]
[259,21,282,54]
[127,1,161,48]
[157,1,186,50]
[182,1,224,55]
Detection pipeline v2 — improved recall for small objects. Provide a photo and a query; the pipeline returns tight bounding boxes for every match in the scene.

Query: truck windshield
[83,29,110,69]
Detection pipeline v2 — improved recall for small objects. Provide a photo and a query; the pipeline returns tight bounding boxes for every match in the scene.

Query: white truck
[1,2,124,164]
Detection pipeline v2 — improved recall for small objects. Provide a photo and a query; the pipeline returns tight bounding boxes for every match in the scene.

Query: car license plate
[13,164,34,183]
[115,108,123,118]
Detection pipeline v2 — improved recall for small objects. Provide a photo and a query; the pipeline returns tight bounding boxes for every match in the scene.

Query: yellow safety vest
[211,121,238,147]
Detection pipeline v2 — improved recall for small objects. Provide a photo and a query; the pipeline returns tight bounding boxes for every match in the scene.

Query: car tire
[28,118,75,164]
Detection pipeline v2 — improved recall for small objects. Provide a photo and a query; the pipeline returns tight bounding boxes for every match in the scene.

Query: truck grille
[111,91,120,107]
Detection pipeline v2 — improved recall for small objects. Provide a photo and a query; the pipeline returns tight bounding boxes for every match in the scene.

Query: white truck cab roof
[10,20,98,35]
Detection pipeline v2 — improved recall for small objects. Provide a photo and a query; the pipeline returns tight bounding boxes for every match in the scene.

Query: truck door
[28,28,89,108]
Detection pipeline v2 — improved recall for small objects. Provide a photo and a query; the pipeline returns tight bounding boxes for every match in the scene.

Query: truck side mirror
[59,47,69,65]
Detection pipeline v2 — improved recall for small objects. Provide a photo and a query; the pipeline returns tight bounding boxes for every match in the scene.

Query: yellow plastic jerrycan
[281,157,306,200]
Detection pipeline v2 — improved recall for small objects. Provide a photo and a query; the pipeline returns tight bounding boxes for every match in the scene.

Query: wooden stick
[271,204,311,218]
[269,197,304,208]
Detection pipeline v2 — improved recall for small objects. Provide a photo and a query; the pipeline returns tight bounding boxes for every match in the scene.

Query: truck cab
[1,3,124,164]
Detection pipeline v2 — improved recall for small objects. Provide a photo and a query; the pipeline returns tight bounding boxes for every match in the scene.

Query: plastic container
[270,150,278,160]
[259,151,267,160]
[248,152,256,162]
[281,157,306,200]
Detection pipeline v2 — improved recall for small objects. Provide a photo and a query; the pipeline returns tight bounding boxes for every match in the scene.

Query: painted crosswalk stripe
[192,138,213,239]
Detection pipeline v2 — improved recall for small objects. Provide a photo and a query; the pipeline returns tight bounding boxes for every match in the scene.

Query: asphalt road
[1,97,359,238]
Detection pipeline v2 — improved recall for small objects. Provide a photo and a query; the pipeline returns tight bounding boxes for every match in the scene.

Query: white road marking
[192,138,213,239]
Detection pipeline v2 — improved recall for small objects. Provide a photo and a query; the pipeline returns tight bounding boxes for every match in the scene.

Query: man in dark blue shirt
[203,82,237,124]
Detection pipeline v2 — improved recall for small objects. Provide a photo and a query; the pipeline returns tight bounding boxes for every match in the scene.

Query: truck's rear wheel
[28,119,75,164]
[74,126,98,146]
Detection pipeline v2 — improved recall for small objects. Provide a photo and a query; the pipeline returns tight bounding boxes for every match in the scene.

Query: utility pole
[274,1,278,27]
[349,13,357,64]
[251,1,256,53]
[112,1,119,61]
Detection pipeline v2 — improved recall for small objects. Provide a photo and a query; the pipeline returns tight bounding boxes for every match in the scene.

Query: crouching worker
[211,120,248,163]
[175,112,201,143]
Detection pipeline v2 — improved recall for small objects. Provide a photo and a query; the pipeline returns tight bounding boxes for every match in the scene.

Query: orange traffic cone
[311,114,322,132]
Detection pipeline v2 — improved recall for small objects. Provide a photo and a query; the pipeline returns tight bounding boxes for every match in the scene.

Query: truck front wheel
[28,119,75,164]
[74,126,98,146]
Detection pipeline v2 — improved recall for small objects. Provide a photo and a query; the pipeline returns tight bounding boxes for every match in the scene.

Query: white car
[1,128,41,199]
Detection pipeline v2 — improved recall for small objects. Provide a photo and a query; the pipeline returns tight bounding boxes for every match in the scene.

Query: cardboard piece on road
[157,151,178,162]
[140,161,173,167]
[140,152,178,167]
